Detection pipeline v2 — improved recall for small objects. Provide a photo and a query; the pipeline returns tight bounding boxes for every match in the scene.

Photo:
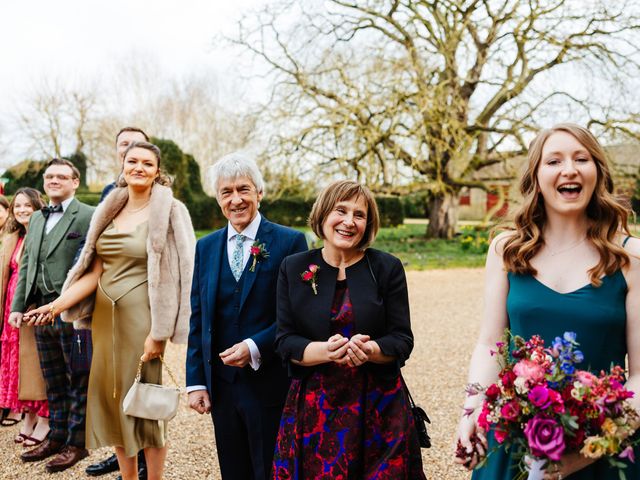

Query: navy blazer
[186,217,308,398]
[275,248,414,379]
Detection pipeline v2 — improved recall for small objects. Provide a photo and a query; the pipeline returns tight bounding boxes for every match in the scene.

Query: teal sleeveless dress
[472,269,640,480]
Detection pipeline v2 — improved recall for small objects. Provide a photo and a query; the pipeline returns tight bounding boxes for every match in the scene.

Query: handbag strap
[400,375,417,409]
[135,355,180,388]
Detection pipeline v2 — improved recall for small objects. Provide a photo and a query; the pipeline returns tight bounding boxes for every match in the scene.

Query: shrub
[4,160,46,194]
[75,192,102,206]
[151,137,215,229]
[375,196,405,227]
[260,197,314,226]
[401,192,430,218]
[457,226,490,254]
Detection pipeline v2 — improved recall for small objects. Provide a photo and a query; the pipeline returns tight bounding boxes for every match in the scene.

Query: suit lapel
[46,199,78,258]
[29,212,45,266]
[239,218,273,313]
[206,228,227,319]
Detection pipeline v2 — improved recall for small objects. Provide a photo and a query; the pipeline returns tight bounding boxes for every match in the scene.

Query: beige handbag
[122,356,182,421]
[18,325,47,401]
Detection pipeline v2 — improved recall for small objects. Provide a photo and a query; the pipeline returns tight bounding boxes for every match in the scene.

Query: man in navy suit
[186,153,307,480]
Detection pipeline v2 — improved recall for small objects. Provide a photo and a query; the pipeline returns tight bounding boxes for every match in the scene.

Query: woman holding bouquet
[272,180,425,479]
[455,123,640,479]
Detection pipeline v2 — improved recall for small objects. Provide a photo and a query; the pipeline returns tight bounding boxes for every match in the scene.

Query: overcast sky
[0,0,267,167]
[0,0,259,96]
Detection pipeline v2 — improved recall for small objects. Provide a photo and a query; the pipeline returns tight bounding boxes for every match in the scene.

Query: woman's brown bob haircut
[309,180,380,251]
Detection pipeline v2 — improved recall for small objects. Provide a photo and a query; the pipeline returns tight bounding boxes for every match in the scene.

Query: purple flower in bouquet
[528,385,553,409]
[524,414,566,461]
[620,446,636,463]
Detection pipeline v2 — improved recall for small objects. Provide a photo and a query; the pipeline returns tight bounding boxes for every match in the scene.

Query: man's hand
[219,342,251,368]
[188,390,212,414]
[8,312,24,328]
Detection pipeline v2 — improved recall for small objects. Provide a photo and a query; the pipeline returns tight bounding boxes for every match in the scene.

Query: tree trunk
[427,191,458,239]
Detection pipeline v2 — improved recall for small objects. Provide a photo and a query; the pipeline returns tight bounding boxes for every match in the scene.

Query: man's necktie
[231,234,246,281]
[41,204,63,219]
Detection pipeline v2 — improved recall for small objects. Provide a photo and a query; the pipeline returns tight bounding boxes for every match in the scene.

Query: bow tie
[42,204,63,219]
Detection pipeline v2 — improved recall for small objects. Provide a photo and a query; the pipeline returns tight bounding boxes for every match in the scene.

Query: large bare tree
[16,81,101,160]
[233,0,640,237]
[9,65,255,188]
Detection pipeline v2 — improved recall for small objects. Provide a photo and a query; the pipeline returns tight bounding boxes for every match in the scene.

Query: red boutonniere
[301,264,320,295]
[249,240,269,272]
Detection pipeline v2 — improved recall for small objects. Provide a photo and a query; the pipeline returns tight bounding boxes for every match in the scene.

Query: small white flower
[514,377,529,394]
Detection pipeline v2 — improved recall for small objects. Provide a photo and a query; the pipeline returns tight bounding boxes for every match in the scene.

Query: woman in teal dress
[455,123,640,480]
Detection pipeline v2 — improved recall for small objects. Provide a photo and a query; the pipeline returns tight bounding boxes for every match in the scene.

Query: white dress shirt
[186,213,264,394]
[45,197,74,234]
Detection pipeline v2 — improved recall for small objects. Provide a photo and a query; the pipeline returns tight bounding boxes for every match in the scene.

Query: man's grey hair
[208,152,266,199]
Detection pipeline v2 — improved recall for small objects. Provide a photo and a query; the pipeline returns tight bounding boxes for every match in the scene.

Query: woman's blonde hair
[309,180,380,251]
[502,123,631,286]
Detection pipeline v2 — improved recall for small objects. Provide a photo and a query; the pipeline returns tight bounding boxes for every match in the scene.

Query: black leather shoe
[86,453,119,476]
[115,451,147,480]
[115,465,147,480]
[138,461,148,480]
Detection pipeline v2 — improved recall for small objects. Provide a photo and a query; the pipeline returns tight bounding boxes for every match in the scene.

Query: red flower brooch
[249,240,269,272]
[301,264,320,295]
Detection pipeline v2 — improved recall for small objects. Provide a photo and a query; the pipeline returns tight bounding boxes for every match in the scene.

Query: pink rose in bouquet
[514,359,545,385]
[523,415,565,461]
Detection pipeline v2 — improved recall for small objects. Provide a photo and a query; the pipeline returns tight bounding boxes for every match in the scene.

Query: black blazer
[275,248,414,379]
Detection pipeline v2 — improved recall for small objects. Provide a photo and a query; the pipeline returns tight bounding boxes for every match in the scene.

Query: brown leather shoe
[45,445,89,473]
[20,438,63,462]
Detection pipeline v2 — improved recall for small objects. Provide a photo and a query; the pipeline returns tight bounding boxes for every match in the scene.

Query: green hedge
[75,192,102,206]
[401,192,430,218]
[259,195,404,228]
[376,196,404,227]
[4,160,46,194]
[260,197,314,227]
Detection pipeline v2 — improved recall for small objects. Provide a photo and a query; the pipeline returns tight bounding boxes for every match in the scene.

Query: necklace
[125,201,150,213]
[547,236,587,256]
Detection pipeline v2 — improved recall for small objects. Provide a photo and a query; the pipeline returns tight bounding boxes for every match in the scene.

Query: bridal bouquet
[467,332,639,479]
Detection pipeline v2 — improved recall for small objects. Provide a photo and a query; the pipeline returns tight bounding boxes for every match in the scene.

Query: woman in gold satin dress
[25,142,195,480]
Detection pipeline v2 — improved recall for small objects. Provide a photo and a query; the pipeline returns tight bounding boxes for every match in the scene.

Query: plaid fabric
[35,316,89,447]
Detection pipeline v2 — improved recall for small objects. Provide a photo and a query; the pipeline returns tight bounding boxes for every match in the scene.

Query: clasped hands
[9,303,56,328]
[327,333,377,367]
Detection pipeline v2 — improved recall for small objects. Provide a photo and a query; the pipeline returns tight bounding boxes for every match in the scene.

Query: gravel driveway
[0,269,482,479]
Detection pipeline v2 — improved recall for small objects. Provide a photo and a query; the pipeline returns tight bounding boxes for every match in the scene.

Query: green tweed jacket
[11,198,94,313]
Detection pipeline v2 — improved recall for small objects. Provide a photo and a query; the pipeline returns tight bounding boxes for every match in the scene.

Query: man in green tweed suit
[9,158,94,473]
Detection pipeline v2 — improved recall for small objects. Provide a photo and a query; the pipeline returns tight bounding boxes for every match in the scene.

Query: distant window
[459,189,471,206]
[487,185,509,217]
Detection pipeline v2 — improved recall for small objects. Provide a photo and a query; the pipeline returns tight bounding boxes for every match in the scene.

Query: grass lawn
[195,223,489,270]
[373,223,488,270]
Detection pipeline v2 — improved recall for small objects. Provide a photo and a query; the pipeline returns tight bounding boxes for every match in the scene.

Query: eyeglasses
[43,174,75,181]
